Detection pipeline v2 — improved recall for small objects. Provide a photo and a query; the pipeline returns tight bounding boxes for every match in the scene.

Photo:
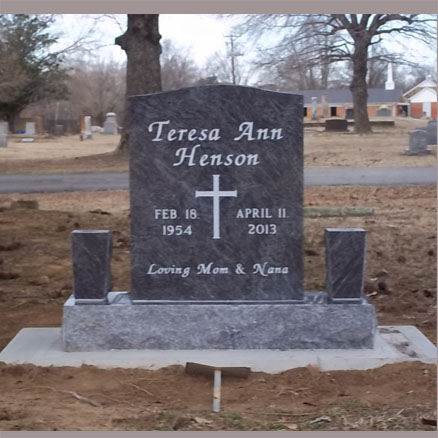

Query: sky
[56,14,237,66]
[54,14,436,85]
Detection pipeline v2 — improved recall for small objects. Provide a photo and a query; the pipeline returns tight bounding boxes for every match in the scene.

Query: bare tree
[203,49,252,85]
[254,30,337,90]
[161,40,200,91]
[236,14,436,134]
[115,14,162,152]
[67,59,126,125]
[203,50,233,83]
[394,63,437,91]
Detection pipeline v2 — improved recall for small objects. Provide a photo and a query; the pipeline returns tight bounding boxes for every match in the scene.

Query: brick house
[403,78,437,119]
[298,87,404,119]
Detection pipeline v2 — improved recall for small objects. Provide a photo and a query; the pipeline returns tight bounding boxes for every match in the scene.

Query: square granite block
[325,228,366,303]
[71,230,112,303]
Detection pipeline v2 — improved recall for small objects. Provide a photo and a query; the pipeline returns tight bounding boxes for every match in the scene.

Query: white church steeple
[385,63,395,90]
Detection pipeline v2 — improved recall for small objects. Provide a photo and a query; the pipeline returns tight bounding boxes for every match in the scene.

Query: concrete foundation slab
[0,326,435,373]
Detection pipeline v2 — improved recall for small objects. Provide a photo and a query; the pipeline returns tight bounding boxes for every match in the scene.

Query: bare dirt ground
[0,185,436,431]
[0,118,436,174]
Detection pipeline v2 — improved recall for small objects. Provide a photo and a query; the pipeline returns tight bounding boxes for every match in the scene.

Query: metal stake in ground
[185,362,251,413]
[213,369,221,412]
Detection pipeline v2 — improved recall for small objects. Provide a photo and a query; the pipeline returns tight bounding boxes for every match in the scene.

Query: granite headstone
[376,107,391,117]
[62,85,378,351]
[129,85,304,302]
[426,120,437,145]
[54,124,64,136]
[325,118,348,132]
[406,129,430,155]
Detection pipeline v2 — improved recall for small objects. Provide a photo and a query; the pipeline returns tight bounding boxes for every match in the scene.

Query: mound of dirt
[0,184,436,430]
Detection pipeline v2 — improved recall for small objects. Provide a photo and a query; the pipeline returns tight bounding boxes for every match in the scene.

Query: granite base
[62,292,377,351]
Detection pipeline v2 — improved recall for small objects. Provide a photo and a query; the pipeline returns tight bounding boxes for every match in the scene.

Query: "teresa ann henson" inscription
[147,120,284,167]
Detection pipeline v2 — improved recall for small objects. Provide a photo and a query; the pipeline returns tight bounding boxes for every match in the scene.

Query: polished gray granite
[62,292,377,351]
[71,230,112,303]
[129,85,304,301]
[325,228,366,303]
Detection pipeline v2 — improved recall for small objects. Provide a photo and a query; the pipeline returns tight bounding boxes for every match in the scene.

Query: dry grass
[304,118,437,167]
[0,133,119,161]
[0,118,436,174]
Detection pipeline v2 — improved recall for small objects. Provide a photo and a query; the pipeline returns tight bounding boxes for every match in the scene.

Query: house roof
[403,78,437,99]
[295,88,403,105]
[407,87,437,103]
[403,79,437,100]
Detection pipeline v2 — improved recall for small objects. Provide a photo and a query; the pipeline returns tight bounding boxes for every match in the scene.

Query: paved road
[0,167,435,194]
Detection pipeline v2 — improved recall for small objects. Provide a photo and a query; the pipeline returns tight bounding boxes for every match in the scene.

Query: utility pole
[225,34,243,85]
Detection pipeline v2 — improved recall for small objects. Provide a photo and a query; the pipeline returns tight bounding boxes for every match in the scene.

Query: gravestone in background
[84,116,92,140]
[25,122,36,135]
[321,94,329,118]
[0,122,8,148]
[376,107,391,117]
[62,85,377,351]
[54,124,65,136]
[311,96,318,120]
[130,86,303,302]
[426,120,437,145]
[103,112,117,135]
[406,129,430,155]
[325,118,348,132]
[345,108,354,120]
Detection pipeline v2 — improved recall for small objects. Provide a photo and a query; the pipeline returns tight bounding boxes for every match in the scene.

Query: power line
[225,34,243,85]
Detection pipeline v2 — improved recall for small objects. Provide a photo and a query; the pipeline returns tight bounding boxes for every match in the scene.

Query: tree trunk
[350,38,372,134]
[5,107,20,133]
[115,14,162,152]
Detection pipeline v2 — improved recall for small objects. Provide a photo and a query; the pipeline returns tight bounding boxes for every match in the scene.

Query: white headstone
[25,122,36,135]
[0,122,8,148]
[321,94,329,118]
[84,116,92,139]
[103,113,117,135]
[311,97,318,120]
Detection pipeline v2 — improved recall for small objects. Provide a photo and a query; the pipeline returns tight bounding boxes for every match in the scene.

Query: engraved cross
[195,174,237,239]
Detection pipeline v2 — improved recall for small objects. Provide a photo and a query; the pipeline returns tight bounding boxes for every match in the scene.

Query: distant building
[297,64,404,119]
[296,64,437,120]
[298,88,404,119]
[403,78,437,119]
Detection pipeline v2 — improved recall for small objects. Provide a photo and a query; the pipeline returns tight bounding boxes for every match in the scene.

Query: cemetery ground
[0,184,436,431]
[0,118,436,174]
